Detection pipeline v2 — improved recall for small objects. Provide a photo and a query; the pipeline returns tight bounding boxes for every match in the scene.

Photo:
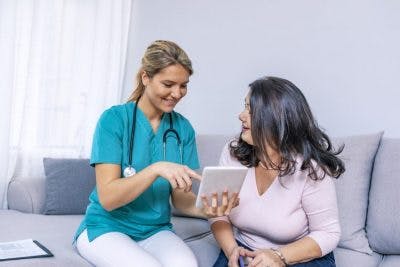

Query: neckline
[252,167,278,197]
[131,102,167,136]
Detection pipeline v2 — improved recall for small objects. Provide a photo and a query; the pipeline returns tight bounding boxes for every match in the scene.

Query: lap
[76,229,197,267]
[212,240,335,267]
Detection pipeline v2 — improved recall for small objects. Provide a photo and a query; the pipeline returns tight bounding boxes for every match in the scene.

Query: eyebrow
[162,80,189,84]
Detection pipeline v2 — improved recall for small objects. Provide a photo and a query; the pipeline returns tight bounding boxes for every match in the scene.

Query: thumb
[242,250,257,257]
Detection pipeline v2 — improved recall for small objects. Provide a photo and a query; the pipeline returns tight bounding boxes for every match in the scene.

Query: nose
[171,86,183,99]
[238,110,246,122]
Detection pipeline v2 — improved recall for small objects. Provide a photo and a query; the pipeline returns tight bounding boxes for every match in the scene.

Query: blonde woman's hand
[201,190,239,218]
[151,162,201,192]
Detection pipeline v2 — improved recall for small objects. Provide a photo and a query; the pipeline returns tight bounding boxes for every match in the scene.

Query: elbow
[309,227,341,256]
[98,196,117,212]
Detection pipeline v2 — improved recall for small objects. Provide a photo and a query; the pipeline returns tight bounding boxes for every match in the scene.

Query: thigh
[138,230,198,267]
[76,229,162,267]
[213,249,229,267]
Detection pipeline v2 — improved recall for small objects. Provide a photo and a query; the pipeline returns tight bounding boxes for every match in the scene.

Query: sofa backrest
[196,134,232,170]
[8,134,398,256]
[8,176,46,213]
[366,138,400,254]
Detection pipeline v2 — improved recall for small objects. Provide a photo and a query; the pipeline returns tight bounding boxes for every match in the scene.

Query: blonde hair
[127,40,193,102]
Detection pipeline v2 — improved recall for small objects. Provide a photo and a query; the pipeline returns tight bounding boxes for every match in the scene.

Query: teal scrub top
[74,102,199,242]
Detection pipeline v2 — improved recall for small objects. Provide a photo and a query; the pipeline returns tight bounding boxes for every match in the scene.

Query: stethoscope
[123,96,183,177]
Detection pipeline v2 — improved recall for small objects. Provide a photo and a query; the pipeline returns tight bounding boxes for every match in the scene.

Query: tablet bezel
[195,166,248,208]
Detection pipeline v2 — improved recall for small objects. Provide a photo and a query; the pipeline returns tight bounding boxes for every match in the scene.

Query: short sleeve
[182,119,200,170]
[90,108,124,166]
[302,175,341,256]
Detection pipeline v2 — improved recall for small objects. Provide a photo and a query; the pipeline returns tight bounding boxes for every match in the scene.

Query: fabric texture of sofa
[1,133,399,267]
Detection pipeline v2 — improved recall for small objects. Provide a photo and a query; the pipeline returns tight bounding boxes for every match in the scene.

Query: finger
[222,190,228,208]
[225,192,238,215]
[242,250,257,257]
[174,176,186,189]
[181,173,192,192]
[201,195,210,209]
[168,178,177,189]
[238,247,251,256]
[211,192,218,214]
[247,255,262,267]
[234,197,240,207]
[183,166,202,180]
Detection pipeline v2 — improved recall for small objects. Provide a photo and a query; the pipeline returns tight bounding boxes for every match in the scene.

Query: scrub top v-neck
[74,102,199,242]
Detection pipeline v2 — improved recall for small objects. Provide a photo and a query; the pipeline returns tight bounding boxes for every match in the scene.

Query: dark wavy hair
[230,76,345,180]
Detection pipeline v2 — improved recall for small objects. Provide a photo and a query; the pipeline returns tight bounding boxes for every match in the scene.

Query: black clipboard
[0,239,54,262]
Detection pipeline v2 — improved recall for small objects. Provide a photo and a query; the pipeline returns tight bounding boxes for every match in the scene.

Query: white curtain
[0,0,133,208]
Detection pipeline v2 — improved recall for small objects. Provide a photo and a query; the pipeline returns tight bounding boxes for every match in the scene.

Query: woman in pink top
[210,77,345,267]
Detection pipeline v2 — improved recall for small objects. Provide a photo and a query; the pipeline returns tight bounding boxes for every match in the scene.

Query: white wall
[123,0,400,137]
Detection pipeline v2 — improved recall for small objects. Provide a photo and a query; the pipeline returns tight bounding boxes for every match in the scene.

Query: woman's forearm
[277,236,322,265]
[171,190,207,218]
[211,221,238,257]
[96,164,159,211]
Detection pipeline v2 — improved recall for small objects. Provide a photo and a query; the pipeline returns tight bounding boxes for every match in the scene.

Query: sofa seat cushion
[0,210,213,267]
[379,255,400,267]
[186,233,220,267]
[172,216,211,241]
[0,210,90,267]
[333,247,382,267]
[333,132,382,254]
[367,138,400,254]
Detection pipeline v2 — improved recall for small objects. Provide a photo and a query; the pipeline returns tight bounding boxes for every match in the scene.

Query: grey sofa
[1,133,399,267]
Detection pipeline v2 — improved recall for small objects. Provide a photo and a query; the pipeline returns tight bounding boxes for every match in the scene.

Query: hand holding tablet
[195,167,248,213]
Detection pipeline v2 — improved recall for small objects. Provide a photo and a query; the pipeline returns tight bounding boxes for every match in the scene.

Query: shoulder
[293,157,336,190]
[172,111,193,128]
[97,103,130,130]
[219,140,244,167]
[171,111,195,135]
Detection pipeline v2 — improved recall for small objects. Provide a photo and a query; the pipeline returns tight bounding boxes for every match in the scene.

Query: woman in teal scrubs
[74,40,238,267]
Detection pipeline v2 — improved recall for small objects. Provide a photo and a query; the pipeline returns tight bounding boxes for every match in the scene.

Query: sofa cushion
[171,216,211,241]
[333,132,382,254]
[333,247,382,267]
[379,255,400,267]
[43,158,95,215]
[366,138,400,254]
[0,210,90,266]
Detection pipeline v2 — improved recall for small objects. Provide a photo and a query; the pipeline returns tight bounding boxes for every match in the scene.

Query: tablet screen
[195,166,248,208]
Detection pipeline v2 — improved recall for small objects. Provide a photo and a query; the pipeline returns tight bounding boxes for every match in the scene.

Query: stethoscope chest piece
[123,166,136,178]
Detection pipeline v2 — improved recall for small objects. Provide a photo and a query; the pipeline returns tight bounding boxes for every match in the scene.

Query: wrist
[147,163,161,181]
[270,248,288,266]
[226,245,238,257]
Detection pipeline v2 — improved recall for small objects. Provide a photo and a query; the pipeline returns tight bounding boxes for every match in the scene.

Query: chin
[241,133,253,145]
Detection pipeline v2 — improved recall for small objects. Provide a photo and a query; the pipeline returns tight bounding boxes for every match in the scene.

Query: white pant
[76,229,198,267]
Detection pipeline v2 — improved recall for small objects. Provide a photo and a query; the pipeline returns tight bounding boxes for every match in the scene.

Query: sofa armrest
[7,177,46,214]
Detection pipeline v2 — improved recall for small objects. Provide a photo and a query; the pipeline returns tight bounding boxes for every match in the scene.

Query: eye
[181,84,188,89]
[162,83,173,88]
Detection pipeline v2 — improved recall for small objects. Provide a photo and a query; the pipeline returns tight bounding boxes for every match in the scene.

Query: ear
[141,71,150,86]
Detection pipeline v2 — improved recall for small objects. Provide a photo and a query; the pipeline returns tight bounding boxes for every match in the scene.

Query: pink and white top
[209,143,341,256]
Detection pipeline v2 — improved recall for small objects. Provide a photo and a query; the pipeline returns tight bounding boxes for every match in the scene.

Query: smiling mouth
[163,98,177,106]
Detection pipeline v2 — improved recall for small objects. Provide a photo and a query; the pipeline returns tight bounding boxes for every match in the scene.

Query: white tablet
[195,166,248,208]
